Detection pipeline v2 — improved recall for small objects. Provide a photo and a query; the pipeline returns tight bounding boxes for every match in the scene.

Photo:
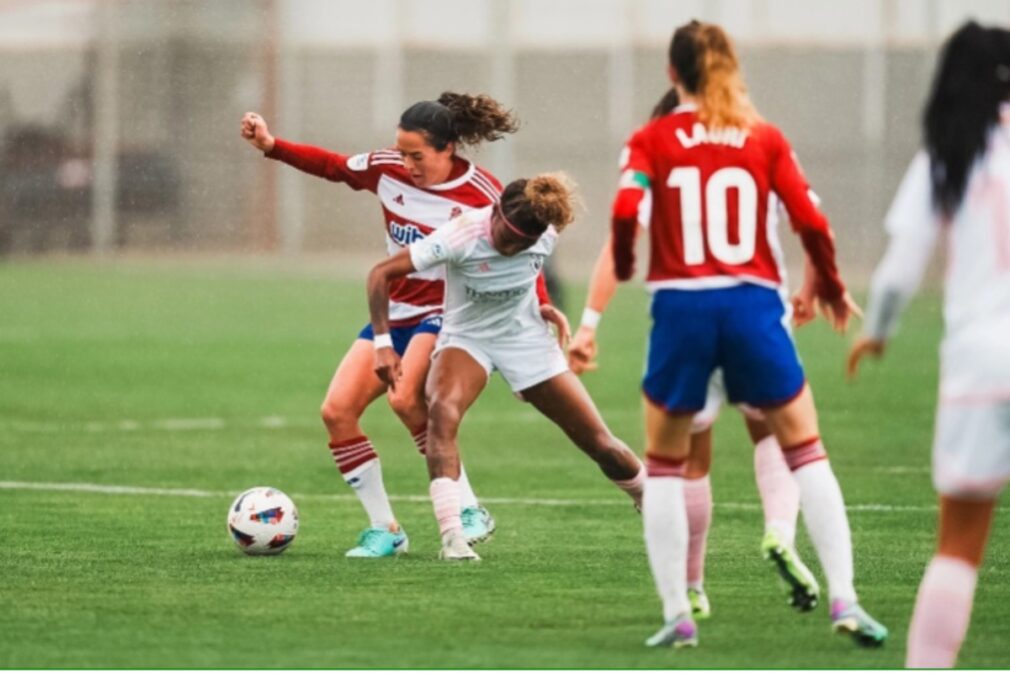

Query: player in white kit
[367,174,647,560]
[848,22,1010,668]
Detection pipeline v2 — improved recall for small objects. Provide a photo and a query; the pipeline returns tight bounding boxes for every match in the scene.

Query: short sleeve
[409,226,453,272]
[618,128,655,185]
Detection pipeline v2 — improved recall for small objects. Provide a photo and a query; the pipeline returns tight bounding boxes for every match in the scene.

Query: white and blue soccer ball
[227,487,299,555]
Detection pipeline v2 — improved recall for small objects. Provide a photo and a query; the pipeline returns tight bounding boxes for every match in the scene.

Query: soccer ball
[227,486,299,555]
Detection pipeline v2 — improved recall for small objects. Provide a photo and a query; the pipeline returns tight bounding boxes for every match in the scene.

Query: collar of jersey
[673,102,698,114]
[426,159,476,192]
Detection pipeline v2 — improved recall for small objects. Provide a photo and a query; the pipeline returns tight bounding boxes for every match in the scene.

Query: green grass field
[1,259,1007,668]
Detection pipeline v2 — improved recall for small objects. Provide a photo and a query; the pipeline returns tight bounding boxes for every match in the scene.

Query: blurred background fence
[2,0,1009,282]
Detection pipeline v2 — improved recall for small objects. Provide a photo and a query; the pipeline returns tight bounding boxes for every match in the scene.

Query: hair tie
[496,203,541,240]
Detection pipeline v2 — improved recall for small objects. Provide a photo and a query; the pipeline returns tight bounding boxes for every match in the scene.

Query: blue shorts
[358,315,443,357]
[643,285,805,413]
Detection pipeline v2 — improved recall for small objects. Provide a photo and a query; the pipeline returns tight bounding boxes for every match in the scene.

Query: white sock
[343,460,396,529]
[430,477,463,541]
[643,476,690,622]
[753,435,799,547]
[457,464,480,510]
[907,555,978,668]
[793,457,857,604]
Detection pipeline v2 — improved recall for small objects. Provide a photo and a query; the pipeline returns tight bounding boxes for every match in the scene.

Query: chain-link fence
[2,0,1008,283]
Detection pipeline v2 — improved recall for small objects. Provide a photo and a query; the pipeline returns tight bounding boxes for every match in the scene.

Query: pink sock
[684,476,712,587]
[429,477,462,539]
[754,435,800,545]
[613,464,646,509]
[907,555,978,668]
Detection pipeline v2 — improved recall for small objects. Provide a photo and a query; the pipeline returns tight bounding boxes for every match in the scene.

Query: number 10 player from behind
[611,20,887,648]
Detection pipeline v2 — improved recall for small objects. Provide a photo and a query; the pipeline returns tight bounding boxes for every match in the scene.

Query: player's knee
[320,400,356,435]
[387,386,424,421]
[428,397,462,437]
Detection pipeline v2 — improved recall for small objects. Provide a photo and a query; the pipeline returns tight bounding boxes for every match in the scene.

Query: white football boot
[439,529,481,561]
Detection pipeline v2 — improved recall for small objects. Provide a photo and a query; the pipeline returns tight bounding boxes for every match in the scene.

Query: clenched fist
[240,112,275,153]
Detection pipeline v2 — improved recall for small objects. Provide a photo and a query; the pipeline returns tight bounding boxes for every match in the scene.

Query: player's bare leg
[762,384,886,645]
[425,347,489,561]
[520,371,645,505]
[683,428,713,619]
[906,495,996,667]
[321,339,407,557]
[392,333,492,544]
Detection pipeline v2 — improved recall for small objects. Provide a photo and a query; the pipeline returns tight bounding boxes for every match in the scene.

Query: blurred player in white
[569,88,821,619]
[611,21,886,648]
[367,174,647,561]
[239,93,538,557]
[848,21,1010,668]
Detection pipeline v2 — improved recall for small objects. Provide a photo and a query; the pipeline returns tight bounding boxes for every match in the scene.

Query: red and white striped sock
[613,464,646,509]
[412,424,479,509]
[906,555,977,668]
[329,435,395,529]
[684,475,712,588]
[429,477,462,541]
[754,435,799,546]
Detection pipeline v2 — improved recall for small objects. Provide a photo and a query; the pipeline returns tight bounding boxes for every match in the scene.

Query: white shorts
[433,329,569,393]
[933,400,1010,499]
[690,369,766,434]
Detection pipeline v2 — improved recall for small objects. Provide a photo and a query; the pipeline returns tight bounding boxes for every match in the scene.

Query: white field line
[3,412,554,434]
[0,480,973,513]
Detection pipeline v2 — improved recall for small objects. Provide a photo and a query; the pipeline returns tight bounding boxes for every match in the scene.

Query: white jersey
[409,207,557,341]
[865,125,1010,403]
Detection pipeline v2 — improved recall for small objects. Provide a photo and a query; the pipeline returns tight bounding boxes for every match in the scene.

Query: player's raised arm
[240,111,382,191]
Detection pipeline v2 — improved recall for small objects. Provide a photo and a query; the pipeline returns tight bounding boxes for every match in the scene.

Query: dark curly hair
[399,92,519,152]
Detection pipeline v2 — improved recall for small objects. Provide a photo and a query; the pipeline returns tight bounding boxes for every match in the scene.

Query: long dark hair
[399,92,519,152]
[924,21,1010,217]
[651,89,681,119]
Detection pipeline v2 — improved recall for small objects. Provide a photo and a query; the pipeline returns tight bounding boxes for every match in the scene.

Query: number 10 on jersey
[668,167,758,266]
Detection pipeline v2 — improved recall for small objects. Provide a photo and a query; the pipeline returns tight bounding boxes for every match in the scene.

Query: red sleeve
[535,272,551,306]
[265,139,382,192]
[767,127,845,300]
[611,129,652,281]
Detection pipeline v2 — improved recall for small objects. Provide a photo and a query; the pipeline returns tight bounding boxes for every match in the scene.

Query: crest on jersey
[347,153,369,171]
[529,256,545,273]
[394,194,405,206]
[449,206,463,219]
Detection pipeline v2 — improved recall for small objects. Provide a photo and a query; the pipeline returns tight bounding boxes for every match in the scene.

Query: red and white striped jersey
[267,139,502,326]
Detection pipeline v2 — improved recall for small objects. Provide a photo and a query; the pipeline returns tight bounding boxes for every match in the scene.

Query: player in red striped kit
[240,93,547,557]
[610,21,886,648]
